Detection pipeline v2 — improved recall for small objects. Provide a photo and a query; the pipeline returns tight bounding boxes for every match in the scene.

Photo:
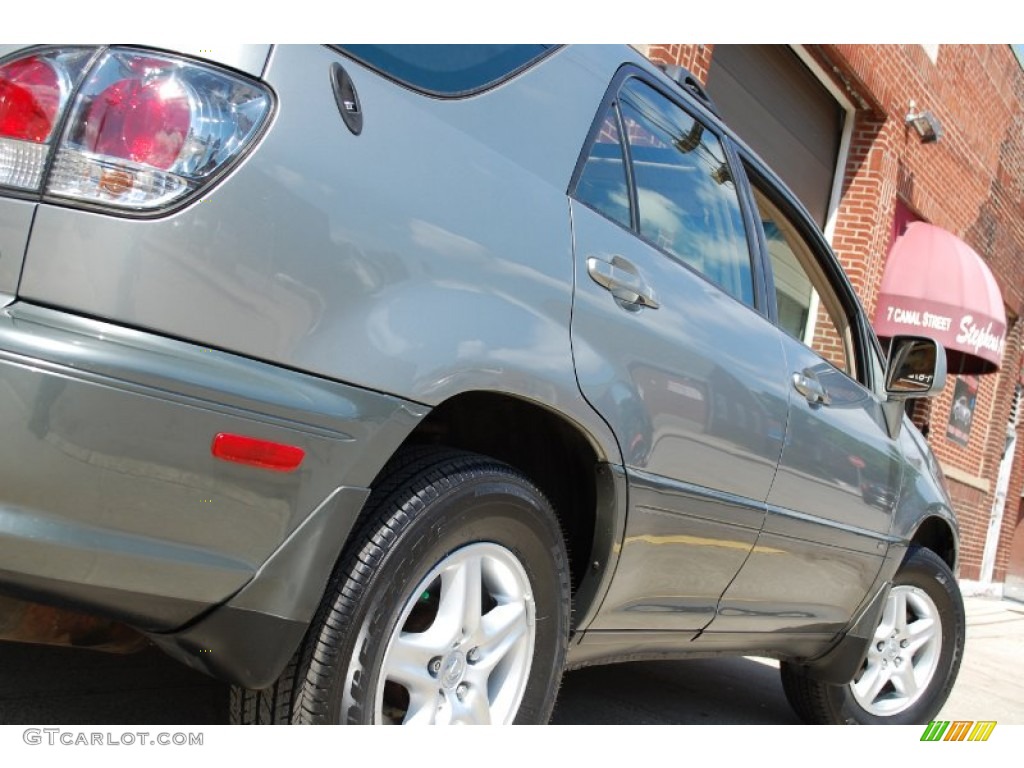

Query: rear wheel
[781,547,964,724]
[375,540,538,724]
[233,447,571,725]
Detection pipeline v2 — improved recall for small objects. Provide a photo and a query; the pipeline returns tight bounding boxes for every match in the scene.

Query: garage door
[705,45,843,229]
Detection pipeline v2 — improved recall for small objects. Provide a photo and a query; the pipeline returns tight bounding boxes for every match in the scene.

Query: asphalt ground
[0,595,1020,725]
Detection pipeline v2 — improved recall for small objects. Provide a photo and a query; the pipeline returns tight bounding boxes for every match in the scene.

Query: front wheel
[237,447,571,725]
[781,547,965,724]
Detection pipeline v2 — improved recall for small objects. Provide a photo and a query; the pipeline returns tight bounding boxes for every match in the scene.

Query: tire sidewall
[329,473,568,724]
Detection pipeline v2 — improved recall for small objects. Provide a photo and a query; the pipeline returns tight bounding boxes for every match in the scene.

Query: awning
[872,222,1007,375]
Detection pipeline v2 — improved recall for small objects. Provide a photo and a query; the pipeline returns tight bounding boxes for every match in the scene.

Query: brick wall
[821,45,1024,317]
[646,45,714,83]
[949,480,991,581]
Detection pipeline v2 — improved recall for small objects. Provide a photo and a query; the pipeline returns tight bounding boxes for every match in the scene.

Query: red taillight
[211,433,305,473]
[0,48,92,192]
[0,56,61,142]
[48,48,272,211]
[1,46,271,208]
[84,76,190,170]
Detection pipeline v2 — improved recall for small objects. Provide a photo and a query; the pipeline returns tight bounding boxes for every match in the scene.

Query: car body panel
[0,302,422,631]
[706,334,898,634]
[0,197,34,297]
[709,527,888,634]
[893,418,960,548]
[586,471,765,631]
[769,342,903,537]
[17,44,620,464]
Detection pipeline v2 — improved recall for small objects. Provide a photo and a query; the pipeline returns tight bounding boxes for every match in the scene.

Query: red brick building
[640,44,1024,598]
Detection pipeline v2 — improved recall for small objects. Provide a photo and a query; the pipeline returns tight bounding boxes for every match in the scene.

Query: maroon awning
[872,222,1007,375]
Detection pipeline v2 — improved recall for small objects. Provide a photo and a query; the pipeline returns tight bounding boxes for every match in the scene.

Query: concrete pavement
[938,595,1024,723]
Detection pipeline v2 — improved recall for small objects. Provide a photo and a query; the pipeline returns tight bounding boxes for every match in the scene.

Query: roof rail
[656,63,720,116]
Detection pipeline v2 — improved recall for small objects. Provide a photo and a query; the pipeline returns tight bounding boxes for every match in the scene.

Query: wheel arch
[164,390,624,691]
[381,390,623,629]
[908,514,959,572]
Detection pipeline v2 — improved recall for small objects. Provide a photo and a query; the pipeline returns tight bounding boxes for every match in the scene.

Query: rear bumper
[0,302,424,682]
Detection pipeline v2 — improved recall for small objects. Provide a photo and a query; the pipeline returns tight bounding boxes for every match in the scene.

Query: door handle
[792,371,831,406]
[587,256,660,310]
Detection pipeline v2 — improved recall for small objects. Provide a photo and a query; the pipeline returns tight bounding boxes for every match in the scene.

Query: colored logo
[921,721,996,741]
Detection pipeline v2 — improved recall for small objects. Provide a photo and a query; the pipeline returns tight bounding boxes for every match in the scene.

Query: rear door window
[751,184,860,381]
[574,77,756,308]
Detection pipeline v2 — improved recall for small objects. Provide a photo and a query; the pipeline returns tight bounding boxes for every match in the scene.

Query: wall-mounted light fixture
[906,100,942,143]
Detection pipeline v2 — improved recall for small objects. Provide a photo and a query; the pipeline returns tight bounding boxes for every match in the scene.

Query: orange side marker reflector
[211,433,305,472]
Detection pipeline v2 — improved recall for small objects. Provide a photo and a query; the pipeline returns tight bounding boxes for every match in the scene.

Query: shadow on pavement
[0,642,226,725]
[554,656,799,725]
[0,641,798,725]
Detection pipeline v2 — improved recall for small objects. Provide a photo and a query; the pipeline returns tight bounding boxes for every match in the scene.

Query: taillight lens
[85,76,191,170]
[0,48,93,190]
[48,49,272,211]
[0,57,61,141]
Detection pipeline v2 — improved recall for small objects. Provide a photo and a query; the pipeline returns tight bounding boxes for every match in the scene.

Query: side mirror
[885,336,947,399]
[880,336,946,440]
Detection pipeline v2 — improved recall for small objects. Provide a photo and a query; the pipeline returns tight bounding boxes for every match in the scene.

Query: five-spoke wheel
[849,584,942,716]
[377,542,536,724]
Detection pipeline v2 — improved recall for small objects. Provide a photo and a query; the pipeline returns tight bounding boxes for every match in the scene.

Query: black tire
[229,655,300,724]
[237,447,571,725]
[781,546,965,725]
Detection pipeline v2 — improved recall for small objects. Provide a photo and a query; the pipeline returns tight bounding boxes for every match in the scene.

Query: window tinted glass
[619,80,754,306]
[337,45,553,95]
[754,188,852,376]
[575,110,632,229]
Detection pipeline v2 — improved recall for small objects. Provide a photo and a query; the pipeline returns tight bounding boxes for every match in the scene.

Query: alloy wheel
[849,585,942,716]
[375,542,536,724]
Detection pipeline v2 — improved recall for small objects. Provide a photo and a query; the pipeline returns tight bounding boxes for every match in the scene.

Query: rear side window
[574,77,755,308]
[575,112,632,230]
[336,45,555,96]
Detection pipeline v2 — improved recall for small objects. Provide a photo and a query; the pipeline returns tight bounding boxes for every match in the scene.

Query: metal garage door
[705,45,842,229]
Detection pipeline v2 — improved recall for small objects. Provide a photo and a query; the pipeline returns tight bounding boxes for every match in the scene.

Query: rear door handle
[587,255,660,310]
[792,371,831,406]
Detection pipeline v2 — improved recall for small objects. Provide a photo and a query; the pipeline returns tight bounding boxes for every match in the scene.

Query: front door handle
[587,255,660,310]
[792,371,831,406]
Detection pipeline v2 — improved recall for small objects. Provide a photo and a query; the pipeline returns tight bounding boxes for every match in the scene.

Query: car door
[569,71,791,632]
[709,165,901,637]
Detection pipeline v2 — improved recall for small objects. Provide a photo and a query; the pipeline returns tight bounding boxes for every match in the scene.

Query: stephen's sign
[875,297,1006,371]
